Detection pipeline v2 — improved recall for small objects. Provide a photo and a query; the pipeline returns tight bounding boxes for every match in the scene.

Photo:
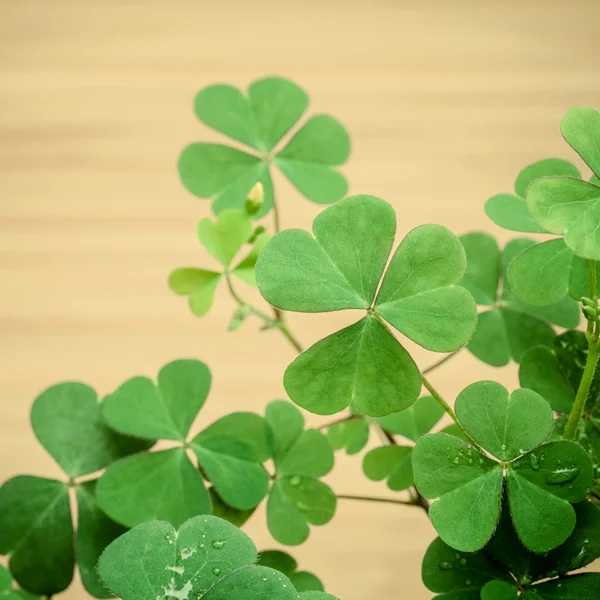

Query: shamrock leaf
[97,515,302,600]
[0,565,39,600]
[413,381,593,553]
[257,551,324,592]
[179,77,350,215]
[423,499,600,599]
[527,177,600,261]
[485,158,580,233]
[561,106,600,180]
[208,487,254,528]
[0,382,152,596]
[326,418,369,455]
[362,446,414,491]
[257,195,477,416]
[169,208,270,317]
[97,359,272,528]
[265,401,336,545]
[376,394,445,442]
[460,234,579,366]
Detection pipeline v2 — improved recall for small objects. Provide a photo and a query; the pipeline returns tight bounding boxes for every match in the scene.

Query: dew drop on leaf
[459,558,467,566]
[212,540,226,549]
[212,568,221,576]
[289,475,302,487]
[545,467,579,485]
[439,562,452,570]
[529,454,540,470]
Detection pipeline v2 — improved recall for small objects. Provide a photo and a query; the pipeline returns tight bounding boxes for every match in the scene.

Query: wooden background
[1,1,600,598]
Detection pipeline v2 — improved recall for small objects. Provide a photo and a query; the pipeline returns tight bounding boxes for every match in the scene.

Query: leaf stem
[224,272,304,353]
[317,414,359,431]
[422,351,459,375]
[421,374,484,452]
[336,494,418,507]
[272,197,281,233]
[563,338,600,440]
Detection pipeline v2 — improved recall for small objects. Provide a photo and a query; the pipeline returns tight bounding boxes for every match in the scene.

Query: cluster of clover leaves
[2,77,600,600]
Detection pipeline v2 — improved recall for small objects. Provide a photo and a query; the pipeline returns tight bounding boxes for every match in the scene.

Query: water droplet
[459,558,467,566]
[212,567,221,576]
[501,444,506,451]
[479,458,484,464]
[584,538,590,544]
[540,454,545,461]
[262,577,267,582]
[518,574,532,586]
[546,467,579,485]
[465,580,472,586]
[297,501,311,511]
[468,459,473,464]
[467,449,472,456]
[199,543,205,549]
[212,540,226,550]
[453,457,459,465]
[439,562,452,570]
[166,566,185,575]
[289,475,301,487]
[455,553,460,559]
[180,547,196,560]
[529,454,540,470]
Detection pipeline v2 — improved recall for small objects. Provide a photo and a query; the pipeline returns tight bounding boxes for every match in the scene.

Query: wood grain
[1,1,599,598]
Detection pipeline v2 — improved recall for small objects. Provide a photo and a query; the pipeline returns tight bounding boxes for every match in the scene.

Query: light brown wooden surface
[1,1,600,598]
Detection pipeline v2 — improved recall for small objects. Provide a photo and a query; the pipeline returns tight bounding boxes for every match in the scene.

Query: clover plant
[1,78,599,600]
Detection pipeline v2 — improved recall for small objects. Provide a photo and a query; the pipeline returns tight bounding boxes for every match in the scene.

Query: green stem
[422,351,459,375]
[421,374,484,452]
[336,494,416,507]
[272,197,281,233]
[224,273,304,352]
[563,339,600,440]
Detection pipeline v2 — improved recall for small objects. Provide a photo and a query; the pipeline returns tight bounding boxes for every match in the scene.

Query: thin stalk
[421,374,484,452]
[272,197,281,233]
[422,351,459,375]
[336,494,416,507]
[317,414,359,431]
[563,340,600,440]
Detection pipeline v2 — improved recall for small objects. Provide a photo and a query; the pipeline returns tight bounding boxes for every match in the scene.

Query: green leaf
[207,487,254,528]
[76,480,127,598]
[102,359,211,442]
[458,233,500,305]
[523,574,600,599]
[0,476,73,595]
[515,158,581,198]
[568,254,600,300]
[560,106,600,178]
[96,448,211,528]
[267,478,336,546]
[375,224,476,352]
[231,233,270,286]
[169,269,222,316]
[190,413,272,510]
[257,551,324,592]
[327,419,369,455]
[480,581,518,600]
[421,537,508,599]
[0,566,38,600]
[413,434,503,551]
[276,115,350,204]
[377,395,444,442]
[467,308,555,366]
[283,316,421,417]
[274,429,334,478]
[265,400,305,458]
[454,381,553,461]
[507,441,593,552]
[248,77,309,151]
[527,177,600,260]
[30,382,152,478]
[197,209,253,268]
[362,446,413,490]
[194,84,261,151]
[519,346,575,413]
[98,515,299,600]
[508,239,573,306]
[485,193,547,233]
[257,195,395,311]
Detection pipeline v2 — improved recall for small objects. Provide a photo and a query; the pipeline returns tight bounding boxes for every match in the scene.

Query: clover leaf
[377,394,445,442]
[519,330,600,415]
[0,565,39,600]
[169,208,270,317]
[265,400,336,545]
[485,158,580,233]
[97,359,273,528]
[326,418,369,455]
[423,500,600,599]
[362,446,414,491]
[257,550,324,592]
[98,515,304,600]
[460,234,579,366]
[179,77,350,216]
[256,195,477,416]
[0,382,152,596]
[413,381,593,553]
